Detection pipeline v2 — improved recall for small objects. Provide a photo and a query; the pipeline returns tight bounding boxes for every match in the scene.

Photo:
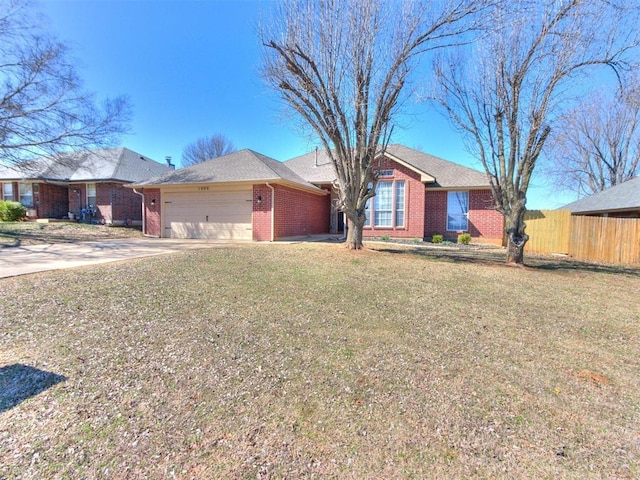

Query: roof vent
[165,156,175,170]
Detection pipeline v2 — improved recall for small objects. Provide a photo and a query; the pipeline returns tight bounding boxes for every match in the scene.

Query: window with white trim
[87,183,97,208]
[18,183,33,207]
[2,183,13,200]
[447,191,469,231]
[364,180,406,228]
[395,181,405,227]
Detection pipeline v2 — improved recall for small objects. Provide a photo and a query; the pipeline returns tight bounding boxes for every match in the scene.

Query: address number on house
[198,186,209,191]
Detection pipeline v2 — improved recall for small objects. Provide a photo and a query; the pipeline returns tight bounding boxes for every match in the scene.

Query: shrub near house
[0,201,26,222]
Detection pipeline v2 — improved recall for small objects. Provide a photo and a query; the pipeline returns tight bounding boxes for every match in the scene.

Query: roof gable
[563,176,640,214]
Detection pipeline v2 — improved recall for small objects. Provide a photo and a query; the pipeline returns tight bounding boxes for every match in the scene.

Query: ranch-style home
[130,145,504,243]
[0,148,173,225]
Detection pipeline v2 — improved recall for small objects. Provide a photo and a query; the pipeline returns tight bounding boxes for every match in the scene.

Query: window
[374,182,392,226]
[364,180,406,228]
[2,183,13,200]
[447,191,469,231]
[378,169,393,178]
[395,181,405,227]
[18,183,33,207]
[86,183,96,208]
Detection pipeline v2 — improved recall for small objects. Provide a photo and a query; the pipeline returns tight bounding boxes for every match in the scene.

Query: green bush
[412,237,422,244]
[432,234,443,244]
[380,234,390,241]
[0,201,27,222]
[457,233,472,245]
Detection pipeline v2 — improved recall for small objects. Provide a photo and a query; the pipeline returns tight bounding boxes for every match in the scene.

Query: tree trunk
[345,212,366,250]
[505,208,529,265]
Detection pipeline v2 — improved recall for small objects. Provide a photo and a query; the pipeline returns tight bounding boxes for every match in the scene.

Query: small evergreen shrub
[432,234,443,244]
[457,233,472,245]
[412,237,422,244]
[0,201,27,222]
[381,234,390,241]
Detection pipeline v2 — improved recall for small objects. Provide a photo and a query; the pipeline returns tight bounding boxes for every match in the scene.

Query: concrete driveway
[0,238,244,279]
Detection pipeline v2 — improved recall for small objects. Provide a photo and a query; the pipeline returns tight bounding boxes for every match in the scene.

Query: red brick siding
[272,185,330,239]
[37,183,68,218]
[424,190,447,239]
[143,188,161,236]
[68,184,85,215]
[468,190,503,242]
[362,157,425,238]
[95,183,142,225]
[252,185,273,241]
[425,189,503,244]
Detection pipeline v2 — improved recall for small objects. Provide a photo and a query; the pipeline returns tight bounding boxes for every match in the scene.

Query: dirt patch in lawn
[1,243,639,478]
[0,222,143,248]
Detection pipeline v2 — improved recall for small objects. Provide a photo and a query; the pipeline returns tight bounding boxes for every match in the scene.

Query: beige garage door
[163,186,253,240]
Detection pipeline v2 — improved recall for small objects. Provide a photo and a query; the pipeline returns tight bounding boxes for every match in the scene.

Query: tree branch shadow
[372,246,640,276]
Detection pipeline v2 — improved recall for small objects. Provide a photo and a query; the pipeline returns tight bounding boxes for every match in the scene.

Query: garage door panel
[163,187,253,240]
[169,222,250,239]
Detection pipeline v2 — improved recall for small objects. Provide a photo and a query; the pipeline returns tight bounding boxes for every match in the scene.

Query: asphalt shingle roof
[0,148,171,183]
[562,176,640,214]
[284,144,490,188]
[135,149,324,192]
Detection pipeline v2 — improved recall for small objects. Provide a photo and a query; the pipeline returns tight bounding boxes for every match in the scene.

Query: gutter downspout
[266,182,275,242]
[132,188,146,236]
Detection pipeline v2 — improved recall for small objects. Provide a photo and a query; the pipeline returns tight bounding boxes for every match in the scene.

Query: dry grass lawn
[1,243,639,479]
[0,222,143,248]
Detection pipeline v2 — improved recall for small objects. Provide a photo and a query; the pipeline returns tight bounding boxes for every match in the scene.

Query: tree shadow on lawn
[0,364,67,413]
[373,246,640,277]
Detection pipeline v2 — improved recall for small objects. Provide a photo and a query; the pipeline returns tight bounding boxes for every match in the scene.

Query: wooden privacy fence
[524,210,571,255]
[524,210,640,264]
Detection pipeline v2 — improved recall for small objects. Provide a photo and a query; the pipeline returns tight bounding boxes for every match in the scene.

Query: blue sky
[39,0,575,209]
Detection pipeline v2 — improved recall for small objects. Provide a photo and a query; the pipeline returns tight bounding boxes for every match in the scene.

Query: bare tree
[181,134,236,167]
[0,0,131,167]
[545,84,640,197]
[261,0,488,250]
[432,0,639,265]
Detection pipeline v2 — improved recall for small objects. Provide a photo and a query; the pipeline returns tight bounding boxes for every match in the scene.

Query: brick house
[285,145,503,243]
[0,148,172,225]
[132,145,504,243]
[131,149,329,240]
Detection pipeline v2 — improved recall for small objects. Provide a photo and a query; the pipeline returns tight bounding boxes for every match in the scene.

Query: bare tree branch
[261,0,489,249]
[432,0,640,264]
[0,0,131,168]
[545,83,640,197]
[181,134,236,167]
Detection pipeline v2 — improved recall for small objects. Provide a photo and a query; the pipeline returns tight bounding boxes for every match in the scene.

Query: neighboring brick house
[0,148,172,225]
[132,145,504,244]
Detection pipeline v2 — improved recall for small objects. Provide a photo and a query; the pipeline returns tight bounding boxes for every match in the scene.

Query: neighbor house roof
[0,148,171,183]
[284,144,490,188]
[133,149,326,194]
[562,176,640,214]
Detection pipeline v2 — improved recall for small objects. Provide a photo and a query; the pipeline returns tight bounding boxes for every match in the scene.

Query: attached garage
[163,185,253,240]
[130,149,329,240]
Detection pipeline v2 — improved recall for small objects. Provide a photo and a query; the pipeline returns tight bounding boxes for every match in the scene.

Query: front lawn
[0,222,143,248]
[1,243,638,478]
